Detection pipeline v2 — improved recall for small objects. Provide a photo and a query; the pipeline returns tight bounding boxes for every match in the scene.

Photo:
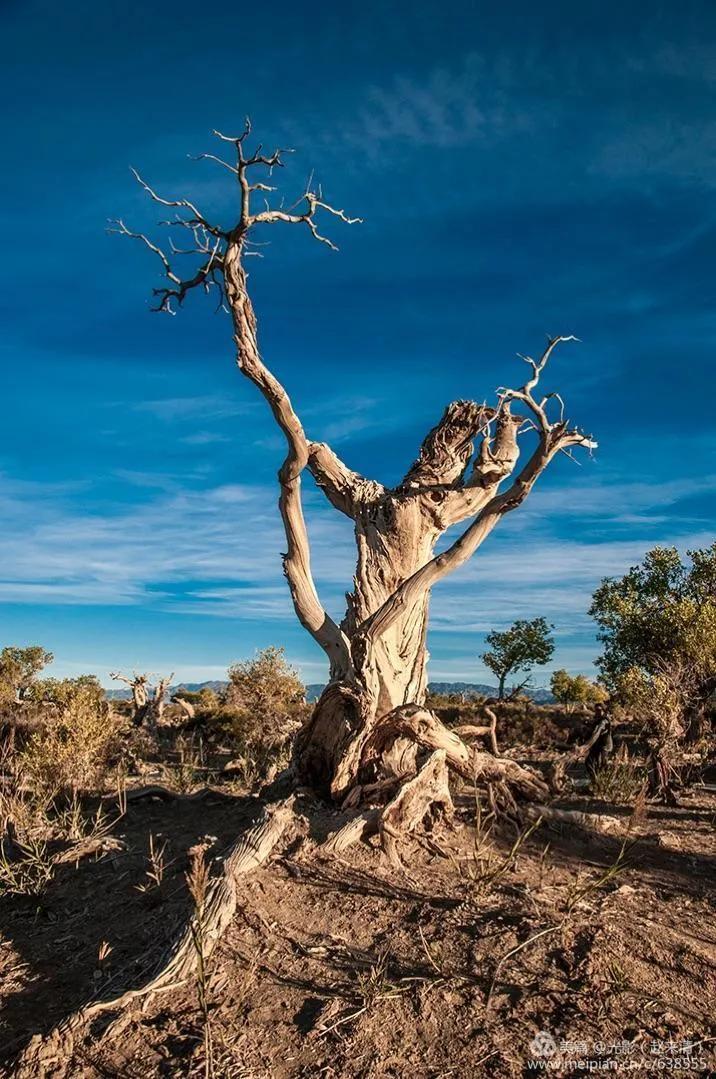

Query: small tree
[590,544,716,738]
[0,646,53,706]
[482,618,554,698]
[550,669,608,713]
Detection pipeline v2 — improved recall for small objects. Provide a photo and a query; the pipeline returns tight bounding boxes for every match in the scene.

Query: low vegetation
[1,563,714,1074]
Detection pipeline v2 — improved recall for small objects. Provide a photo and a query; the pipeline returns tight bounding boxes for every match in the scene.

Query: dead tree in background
[110,672,150,725]
[113,121,595,828]
[110,671,174,728]
[151,673,174,726]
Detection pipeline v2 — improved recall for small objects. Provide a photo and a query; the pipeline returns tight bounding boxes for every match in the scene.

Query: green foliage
[590,543,716,689]
[550,669,608,711]
[0,645,53,706]
[482,617,554,697]
[26,673,105,710]
[221,647,307,784]
[590,544,716,742]
[175,687,219,712]
[224,646,305,729]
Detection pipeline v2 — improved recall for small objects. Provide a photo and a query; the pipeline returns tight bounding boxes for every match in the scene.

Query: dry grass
[590,744,646,803]
[187,840,215,1079]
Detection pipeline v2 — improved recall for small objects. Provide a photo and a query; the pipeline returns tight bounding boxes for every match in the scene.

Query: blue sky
[1,0,715,688]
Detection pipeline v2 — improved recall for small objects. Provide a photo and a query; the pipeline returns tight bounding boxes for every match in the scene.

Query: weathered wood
[116,128,596,816]
[14,798,295,1076]
[380,750,453,870]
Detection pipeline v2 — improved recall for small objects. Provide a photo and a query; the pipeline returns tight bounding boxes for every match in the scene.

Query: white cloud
[0,463,712,685]
[0,474,355,615]
[132,395,253,422]
[348,53,538,153]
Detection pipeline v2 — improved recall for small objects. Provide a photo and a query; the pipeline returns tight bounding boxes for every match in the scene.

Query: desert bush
[224,647,305,719]
[218,647,308,784]
[175,687,220,714]
[0,644,53,707]
[551,669,608,712]
[19,676,122,798]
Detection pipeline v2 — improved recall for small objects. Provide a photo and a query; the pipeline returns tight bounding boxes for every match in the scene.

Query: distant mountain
[305,681,554,704]
[105,680,228,701]
[107,679,553,704]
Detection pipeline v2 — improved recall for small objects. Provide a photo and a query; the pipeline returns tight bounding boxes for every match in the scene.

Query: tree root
[525,805,629,836]
[370,705,548,803]
[322,808,381,854]
[323,751,454,868]
[123,784,215,803]
[323,706,547,860]
[14,797,295,1077]
[53,835,127,865]
[380,750,453,870]
[453,706,498,755]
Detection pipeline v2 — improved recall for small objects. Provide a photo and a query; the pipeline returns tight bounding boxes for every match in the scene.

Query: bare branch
[359,338,596,643]
[212,118,252,144]
[108,220,178,282]
[129,168,225,237]
[189,151,238,176]
[308,442,385,517]
[252,190,362,251]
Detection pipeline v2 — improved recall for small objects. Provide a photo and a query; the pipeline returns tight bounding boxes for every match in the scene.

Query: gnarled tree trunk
[116,121,596,817]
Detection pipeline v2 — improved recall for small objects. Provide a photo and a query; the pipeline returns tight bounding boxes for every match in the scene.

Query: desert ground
[2,699,714,1078]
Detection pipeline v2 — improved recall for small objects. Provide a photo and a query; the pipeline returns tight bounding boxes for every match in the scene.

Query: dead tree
[10,126,600,1072]
[110,671,150,725]
[112,121,595,824]
[150,672,174,726]
[110,671,173,728]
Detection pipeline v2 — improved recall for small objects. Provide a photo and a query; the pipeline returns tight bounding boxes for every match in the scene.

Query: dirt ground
[1,761,715,1078]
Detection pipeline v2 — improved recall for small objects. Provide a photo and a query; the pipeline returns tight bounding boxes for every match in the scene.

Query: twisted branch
[360,337,596,644]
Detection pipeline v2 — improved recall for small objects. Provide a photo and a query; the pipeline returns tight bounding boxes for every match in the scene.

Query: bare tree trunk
[115,124,595,821]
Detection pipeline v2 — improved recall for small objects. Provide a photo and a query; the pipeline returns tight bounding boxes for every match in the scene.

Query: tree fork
[113,120,595,814]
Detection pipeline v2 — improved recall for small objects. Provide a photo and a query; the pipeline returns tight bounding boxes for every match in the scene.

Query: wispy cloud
[350,53,536,153]
[133,395,252,422]
[592,120,716,186]
[181,431,231,445]
[0,474,355,615]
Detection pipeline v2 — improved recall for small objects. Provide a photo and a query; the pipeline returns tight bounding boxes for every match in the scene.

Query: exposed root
[14,797,295,1077]
[322,751,454,867]
[53,835,127,865]
[123,784,214,803]
[321,706,546,860]
[454,705,498,755]
[380,750,453,870]
[525,805,629,837]
[371,705,548,802]
[323,808,381,854]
